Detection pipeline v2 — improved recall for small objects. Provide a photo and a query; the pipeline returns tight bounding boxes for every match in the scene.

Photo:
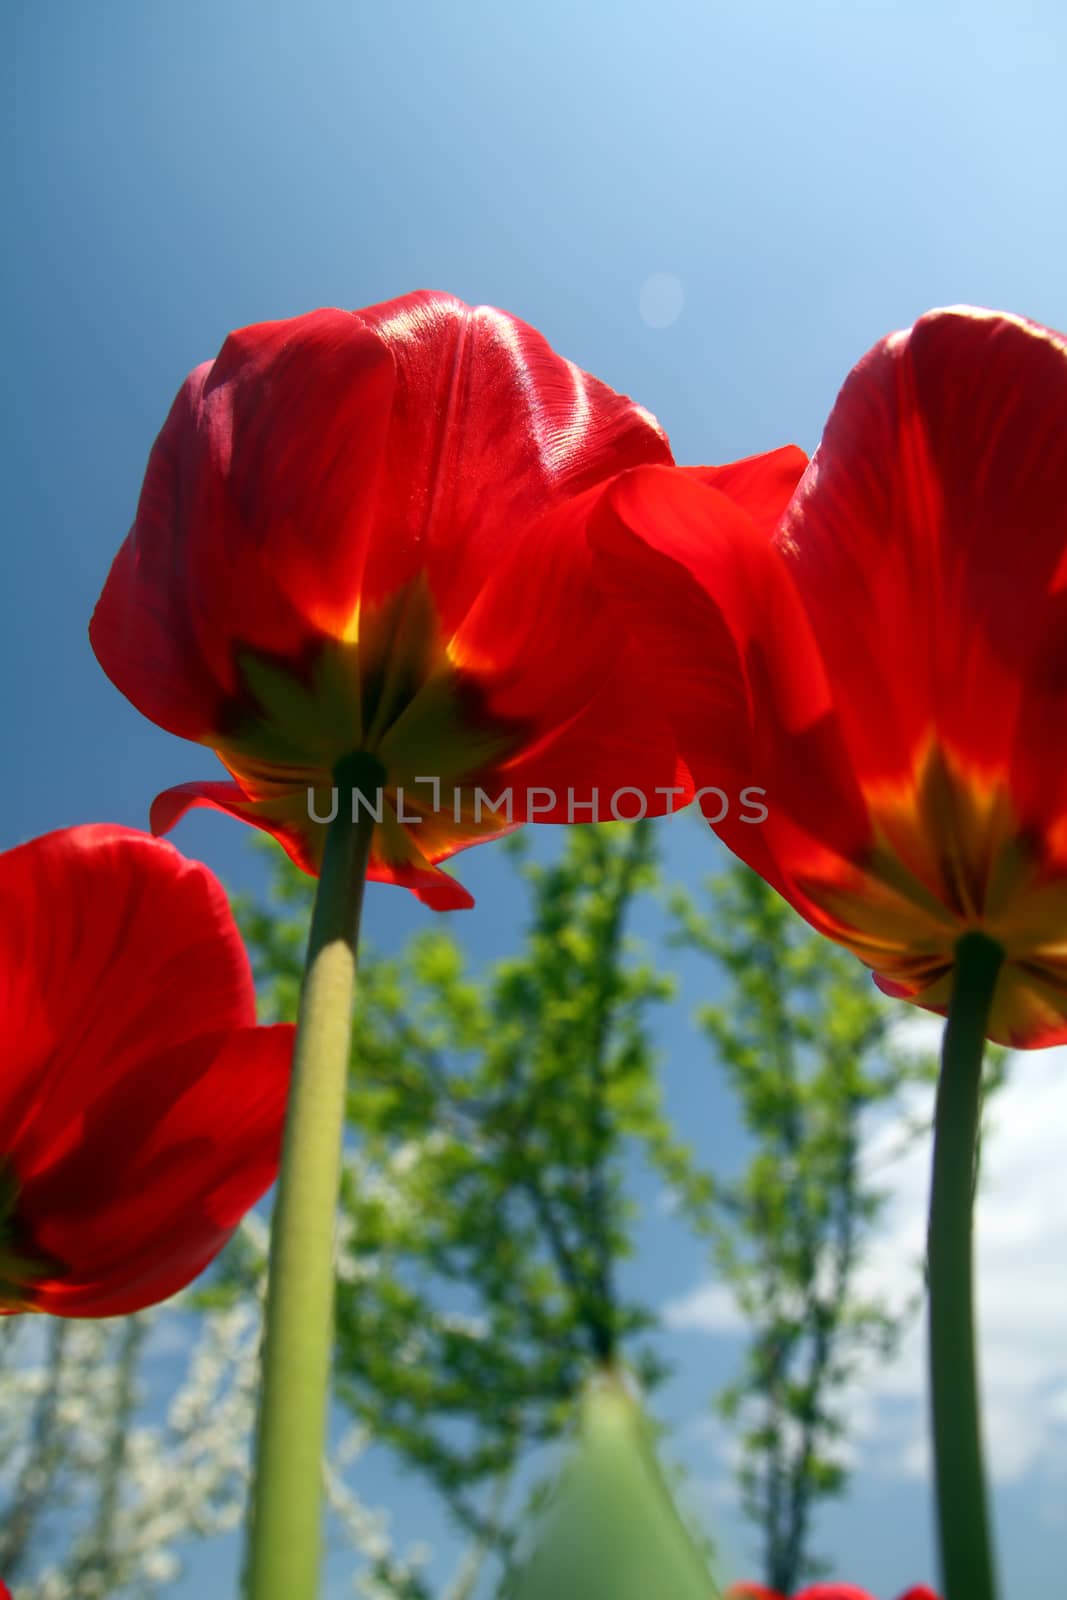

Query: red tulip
[726,1586,939,1600]
[0,825,293,1316]
[794,1590,911,1600]
[90,291,686,910]
[594,305,1067,1045]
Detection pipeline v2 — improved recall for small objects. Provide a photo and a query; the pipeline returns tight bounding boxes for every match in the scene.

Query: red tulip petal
[0,826,255,1169]
[22,1023,293,1317]
[90,312,397,737]
[590,464,870,891]
[686,443,809,539]
[91,293,672,752]
[779,306,1067,808]
[449,483,612,736]
[451,476,689,810]
[495,645,693,823]
[151,776,482,910]
[793,1588,876,1600]
[353,291,673,629]
[0,826,292,1316]
[369,800,487,910]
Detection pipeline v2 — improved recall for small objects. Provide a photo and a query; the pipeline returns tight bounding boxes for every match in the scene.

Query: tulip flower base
[509,1372,719,1600]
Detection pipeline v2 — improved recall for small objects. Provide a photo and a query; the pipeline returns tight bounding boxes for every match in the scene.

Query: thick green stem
[246,753,382,1600]
[927,931,1003,1600]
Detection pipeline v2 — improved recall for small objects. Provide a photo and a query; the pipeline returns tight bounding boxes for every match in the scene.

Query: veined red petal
[353,291,673,628]
[778,307,1067,801]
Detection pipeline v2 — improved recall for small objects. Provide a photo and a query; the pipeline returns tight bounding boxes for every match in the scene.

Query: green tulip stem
[927,930,1003,1600]
[245,752,383,1600]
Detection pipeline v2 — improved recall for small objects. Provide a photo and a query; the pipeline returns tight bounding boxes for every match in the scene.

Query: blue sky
[5,0,1067,1593]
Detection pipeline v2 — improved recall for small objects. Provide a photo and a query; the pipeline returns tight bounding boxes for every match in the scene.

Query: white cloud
[663,1281,746,1335]
[853,1046,1067,1485]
